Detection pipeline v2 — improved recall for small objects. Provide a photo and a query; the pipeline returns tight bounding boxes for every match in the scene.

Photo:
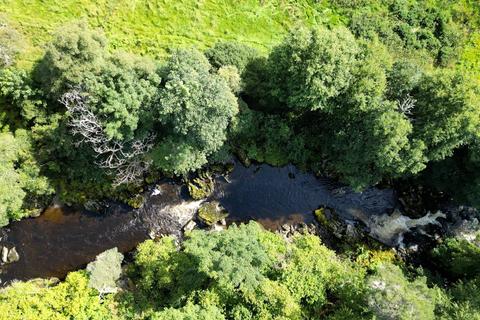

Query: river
[0,162,397,285]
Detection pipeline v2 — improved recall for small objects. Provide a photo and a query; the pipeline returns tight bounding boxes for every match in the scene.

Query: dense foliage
[3,223,480,319]
[0,272,115,320]
[1,1,480,318]
[0,0,478,204]
[0,129,52,226]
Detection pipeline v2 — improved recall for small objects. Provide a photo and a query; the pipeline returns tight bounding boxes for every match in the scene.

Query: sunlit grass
[0,0,342,67]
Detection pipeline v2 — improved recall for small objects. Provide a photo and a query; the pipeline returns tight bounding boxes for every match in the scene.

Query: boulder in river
[1,246,19,264]
[183,220,197,232]
[198,201,229,226]
[188,172,214,200]
[30,208,43,218]
[1,246,7,263]
[7,247,19,263]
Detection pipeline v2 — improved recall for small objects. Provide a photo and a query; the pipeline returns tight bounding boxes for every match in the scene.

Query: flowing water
[0,162,397,285]
[215,163,396,229]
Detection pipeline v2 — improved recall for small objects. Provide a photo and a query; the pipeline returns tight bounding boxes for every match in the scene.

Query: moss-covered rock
[126,194,145,209]
[314,207,329,226]
[198,201,228,226]
[188,172,214,200]
[355,248,398,272]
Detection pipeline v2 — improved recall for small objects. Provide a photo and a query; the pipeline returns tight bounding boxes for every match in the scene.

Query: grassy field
[0,0,344,67]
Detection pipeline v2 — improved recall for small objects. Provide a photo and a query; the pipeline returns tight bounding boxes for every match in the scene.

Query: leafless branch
[397,94,416,117]
[60,89,155,186]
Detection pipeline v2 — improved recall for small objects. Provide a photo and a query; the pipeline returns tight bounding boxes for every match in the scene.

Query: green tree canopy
[366,263,438,320]
[0,129,52,226]
[86,248,124,294]
[0,272,115,320]
[412,69,480,161]
[205,41,259,73]
[151,49,238,174]
[266,26,359,112]
[35,22,160,141]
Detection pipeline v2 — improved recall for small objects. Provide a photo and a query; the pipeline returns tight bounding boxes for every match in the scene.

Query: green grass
[0,0,343,67]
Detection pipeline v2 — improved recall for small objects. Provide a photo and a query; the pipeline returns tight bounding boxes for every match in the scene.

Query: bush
[205,41,259,72]
[0,19,24,67]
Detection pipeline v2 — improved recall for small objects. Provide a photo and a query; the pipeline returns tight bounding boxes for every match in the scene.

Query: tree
[127,222,366,319]
[34,22,108,102]
[76,52,160,141]
[432,237,480,279]
[183,223,275,295]
[86,248,124,294]
[151,49,238,174]
[230,103,309,167]
[412,69,480,161]
[386,60,423,101]
[0,131,24,226]
[60,90,156,186]
[34,22,161,187]
[280,235,354,315]
[205,41,259,73]
[322,105,426,189]
[0,272,115,320]
[35,22,160,141]
[149,303,225,320]
[265,26,359,111]
[0,67,48,128]
[440,276,480,319]
[217,65,241,94]
[366,263,437,320]
[0,130,53,226]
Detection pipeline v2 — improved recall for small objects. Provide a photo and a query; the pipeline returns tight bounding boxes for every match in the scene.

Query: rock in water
[1,246,7,263]
[198,201,229,226]
[188,172,214,200]
[6,247,19,263]
[183,220,197,232]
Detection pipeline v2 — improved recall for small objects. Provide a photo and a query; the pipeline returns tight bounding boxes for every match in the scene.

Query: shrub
[205,41,259,72]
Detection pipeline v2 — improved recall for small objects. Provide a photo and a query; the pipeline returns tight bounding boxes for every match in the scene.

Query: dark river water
[0,162,396,285]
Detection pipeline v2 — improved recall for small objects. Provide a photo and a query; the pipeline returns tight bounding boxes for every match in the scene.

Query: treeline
[0,1,480,226]
[2,222,480,319]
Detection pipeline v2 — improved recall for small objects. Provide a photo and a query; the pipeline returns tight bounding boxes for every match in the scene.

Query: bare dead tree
[0,22,22,67]
[60,89,155,186]
[397,94,416,117]
[0,46,12,67]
